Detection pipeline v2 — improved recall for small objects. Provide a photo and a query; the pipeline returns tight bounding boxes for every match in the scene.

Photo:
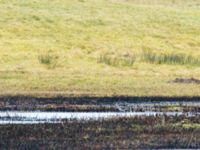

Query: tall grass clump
[98,51,136,67]
[142,49,200,66]
[38,50,59,69]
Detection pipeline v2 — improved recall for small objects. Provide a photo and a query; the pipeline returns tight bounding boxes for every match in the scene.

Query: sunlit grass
[0,0,200,96]
[38,50,59,69]
[98,51,136,67]
[142,49,200,65]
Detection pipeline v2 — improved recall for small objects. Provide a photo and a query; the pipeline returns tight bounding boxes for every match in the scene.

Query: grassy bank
[0,0,200,96]
[0,116,200,149]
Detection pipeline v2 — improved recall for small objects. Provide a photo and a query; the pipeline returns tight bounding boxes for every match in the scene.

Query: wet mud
[0,116,199,149]
[0,96,200,112]
[168,78,200,84]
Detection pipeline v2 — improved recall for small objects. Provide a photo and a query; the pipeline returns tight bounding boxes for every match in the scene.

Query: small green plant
[99,51,136,67]
[32,15,40,21]
[38,50,59,69]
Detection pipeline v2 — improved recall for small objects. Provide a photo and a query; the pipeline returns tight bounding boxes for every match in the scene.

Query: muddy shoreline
[0,96,199,149]
[1,96,200,104]
[0,116,199,149]
[0,96,200,112]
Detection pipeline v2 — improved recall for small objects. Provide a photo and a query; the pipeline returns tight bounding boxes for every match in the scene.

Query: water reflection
[0,111,199,124]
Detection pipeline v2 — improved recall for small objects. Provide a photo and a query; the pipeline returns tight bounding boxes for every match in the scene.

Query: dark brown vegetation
[168,78,200,84]
[0,96,200,112]
[0,115,199,149]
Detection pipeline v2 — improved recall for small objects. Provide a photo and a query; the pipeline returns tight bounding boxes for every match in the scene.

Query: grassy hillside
[0,0,200,96]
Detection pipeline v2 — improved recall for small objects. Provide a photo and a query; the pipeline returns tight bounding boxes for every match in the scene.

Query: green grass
[38,50,59,69]
[98,51,136,67]
[0,0,200,96]
[142,49,200,65]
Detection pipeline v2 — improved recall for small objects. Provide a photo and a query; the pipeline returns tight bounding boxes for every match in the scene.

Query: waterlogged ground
[0,97,199,149]
[0,97,199,124]
[0,116,200,149]
[1,96,200,112]
[0,111,199,124]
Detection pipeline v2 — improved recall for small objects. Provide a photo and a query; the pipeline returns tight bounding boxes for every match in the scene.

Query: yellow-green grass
[0,0,200,97]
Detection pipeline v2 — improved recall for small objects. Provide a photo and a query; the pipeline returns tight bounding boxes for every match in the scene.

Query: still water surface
[0,111,199,124]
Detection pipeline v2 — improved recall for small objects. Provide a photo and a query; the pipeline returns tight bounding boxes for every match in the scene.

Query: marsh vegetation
[0,115,199,149]
[0,0,200,149]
